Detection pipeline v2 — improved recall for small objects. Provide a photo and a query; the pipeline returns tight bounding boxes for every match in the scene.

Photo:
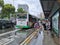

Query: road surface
[29,31,44,45]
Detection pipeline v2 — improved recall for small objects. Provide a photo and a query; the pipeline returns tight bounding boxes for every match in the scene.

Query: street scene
[0,0,60,45]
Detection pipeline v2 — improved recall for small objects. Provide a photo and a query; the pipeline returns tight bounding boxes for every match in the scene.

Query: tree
[0,0,4,7]
[0,0,4,18]
[2,4,15,18]
[17,8,27,13]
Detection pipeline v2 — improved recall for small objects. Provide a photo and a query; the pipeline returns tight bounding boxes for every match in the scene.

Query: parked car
[10,17,16,25]
[0,20,14,29]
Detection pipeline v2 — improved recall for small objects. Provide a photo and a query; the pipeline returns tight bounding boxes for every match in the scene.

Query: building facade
[18,4,29,12]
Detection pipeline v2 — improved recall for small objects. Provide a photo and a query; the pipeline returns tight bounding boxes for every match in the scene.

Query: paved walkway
[29,31,44,45]
[29,30,57,45]
[43,31,57,45]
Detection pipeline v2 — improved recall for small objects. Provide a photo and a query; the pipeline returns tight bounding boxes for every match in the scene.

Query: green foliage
[2,4,15,14]
[0,0,4,7]
[2,4,15,18]
[17,8,27,13]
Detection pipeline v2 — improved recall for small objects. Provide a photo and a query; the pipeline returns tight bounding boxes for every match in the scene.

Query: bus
[15,13,37,29]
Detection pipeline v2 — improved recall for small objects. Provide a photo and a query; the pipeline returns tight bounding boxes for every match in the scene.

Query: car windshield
[17,13,27,19]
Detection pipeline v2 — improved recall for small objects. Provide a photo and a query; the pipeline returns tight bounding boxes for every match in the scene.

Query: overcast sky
[4,0,43,17]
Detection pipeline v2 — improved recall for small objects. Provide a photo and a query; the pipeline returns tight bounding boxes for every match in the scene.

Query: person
[46,20,50,34]
[34,22,40,29]
[42,20,46,30]
[46,20,50,30]
[48,21,50,30]
[34,21,40,38]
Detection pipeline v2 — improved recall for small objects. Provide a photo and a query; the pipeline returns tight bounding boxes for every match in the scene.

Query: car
[10,17,16,25]
[0,20,14,29]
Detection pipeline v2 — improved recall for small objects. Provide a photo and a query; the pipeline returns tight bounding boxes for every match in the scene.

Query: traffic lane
[0,29,14,34]
[0,28,15,34]
[0,28,35,45]
[10,28,35,45]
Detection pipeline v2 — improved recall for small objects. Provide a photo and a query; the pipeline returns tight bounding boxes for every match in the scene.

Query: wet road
[0,28,15,34]
[29,31,44,45]
[0,28,35,45]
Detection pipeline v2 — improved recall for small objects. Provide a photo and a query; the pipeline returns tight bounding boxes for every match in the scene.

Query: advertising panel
[52,11,59,35]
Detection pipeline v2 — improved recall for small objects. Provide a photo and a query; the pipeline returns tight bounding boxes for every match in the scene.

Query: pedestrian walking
[42,20,46,30]
[34,21,40,38]
[34,22,40,29]
[45,20,50,34]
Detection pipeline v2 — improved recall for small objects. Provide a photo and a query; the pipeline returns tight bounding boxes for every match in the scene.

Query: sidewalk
[29,31,44,45]
[29,30,58,45]
[43,30,57,45]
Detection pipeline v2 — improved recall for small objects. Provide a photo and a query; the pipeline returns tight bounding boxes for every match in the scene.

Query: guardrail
[20,29,39,45]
